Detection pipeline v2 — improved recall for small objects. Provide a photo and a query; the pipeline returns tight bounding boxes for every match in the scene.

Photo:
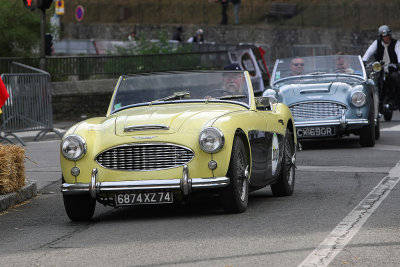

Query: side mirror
[255,96,278,110]
[267,95,278,104]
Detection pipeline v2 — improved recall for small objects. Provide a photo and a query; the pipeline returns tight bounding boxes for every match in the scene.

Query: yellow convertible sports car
[60,70,297,221]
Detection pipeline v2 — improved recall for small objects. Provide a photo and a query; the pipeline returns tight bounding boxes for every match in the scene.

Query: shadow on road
[299,137,361,150]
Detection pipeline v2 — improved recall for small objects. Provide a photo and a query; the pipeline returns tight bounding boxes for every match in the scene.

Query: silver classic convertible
[264,55,380,147]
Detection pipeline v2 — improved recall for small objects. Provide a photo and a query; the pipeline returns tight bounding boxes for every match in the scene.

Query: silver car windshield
[271,55,365,86]
[111,71,250,113]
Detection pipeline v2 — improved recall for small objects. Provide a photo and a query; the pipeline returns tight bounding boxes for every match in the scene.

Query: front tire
[383,110,393,121]
[360,101,376,147]
[271,129,295,196]
[375,115,380,140]
[220,137,249,213]
[63,194,96,221]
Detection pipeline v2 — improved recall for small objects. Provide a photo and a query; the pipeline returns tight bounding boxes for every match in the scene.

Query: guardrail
[0,62,62,145]
[0,51,231,81]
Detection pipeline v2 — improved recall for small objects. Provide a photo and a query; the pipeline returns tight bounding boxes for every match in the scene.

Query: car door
[248,108,285,188]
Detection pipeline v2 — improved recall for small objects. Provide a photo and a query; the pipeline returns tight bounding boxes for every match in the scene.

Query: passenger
[335,53,354,74]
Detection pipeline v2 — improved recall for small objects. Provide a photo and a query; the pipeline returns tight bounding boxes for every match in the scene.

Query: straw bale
[0,144,26,194]
[9,145,26,188]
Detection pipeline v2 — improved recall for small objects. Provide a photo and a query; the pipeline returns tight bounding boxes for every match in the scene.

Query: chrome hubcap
[287,153,295,186]
[237,151,247,202]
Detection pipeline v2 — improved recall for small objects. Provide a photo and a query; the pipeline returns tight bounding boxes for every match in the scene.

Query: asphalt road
[0,113,399,267]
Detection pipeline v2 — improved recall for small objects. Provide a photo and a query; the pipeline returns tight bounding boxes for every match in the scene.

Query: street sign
[75,5,84,22]
[55,0,64,15]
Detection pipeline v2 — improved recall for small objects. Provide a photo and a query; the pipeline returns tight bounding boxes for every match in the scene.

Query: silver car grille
[96,143,194,171]
[289,102,347,119]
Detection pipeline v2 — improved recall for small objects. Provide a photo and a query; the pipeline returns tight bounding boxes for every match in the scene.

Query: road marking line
[372,144,400,151]
[380,124,400,131]
[298,161,400,267]
[297,166,390,173]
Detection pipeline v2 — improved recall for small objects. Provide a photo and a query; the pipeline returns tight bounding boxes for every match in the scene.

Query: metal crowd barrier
[0,62,62,146]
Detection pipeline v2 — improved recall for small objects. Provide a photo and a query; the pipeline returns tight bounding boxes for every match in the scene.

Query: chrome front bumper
[61,165,230,199]
[295,118,369,127]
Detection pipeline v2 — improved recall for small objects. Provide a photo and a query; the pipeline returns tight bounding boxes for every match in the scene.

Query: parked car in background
[60,70,297,221]
[264,55,380,147]
[228,45,271,95]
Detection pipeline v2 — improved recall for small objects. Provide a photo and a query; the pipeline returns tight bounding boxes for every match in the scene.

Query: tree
[0,0,41,57]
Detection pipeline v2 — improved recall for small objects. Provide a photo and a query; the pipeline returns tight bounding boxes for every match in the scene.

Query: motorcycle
[366,61,400,121]
[380,63,400,121]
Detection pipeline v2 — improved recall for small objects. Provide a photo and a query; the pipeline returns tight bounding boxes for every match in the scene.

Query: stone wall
[52,79,117,121]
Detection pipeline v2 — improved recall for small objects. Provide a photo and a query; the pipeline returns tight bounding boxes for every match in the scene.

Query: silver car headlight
[351,91,366,107]
[61,135,87,160]
[199,127,225,153]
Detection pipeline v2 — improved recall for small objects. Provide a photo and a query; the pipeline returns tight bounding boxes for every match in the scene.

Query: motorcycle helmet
[378,25,391,37]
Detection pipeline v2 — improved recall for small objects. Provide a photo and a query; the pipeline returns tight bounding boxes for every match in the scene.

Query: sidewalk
[0,121,76,212]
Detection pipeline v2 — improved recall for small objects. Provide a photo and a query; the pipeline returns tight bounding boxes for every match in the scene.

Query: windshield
[111,71,250,113]
[271,55,365,86]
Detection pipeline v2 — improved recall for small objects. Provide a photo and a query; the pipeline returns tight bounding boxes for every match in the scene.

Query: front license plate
[115,192,173,206]
[297,126,336,138]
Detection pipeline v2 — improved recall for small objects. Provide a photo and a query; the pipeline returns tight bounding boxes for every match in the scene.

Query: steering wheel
[201,89,232,99]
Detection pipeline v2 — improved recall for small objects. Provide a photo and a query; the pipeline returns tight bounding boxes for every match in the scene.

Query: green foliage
[0,0,42,57]
[104,30,199,76]
[114,30,192,56]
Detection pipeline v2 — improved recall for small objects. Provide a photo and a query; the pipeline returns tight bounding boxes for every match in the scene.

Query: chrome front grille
[96,143,194,171]
[289,102,347,119]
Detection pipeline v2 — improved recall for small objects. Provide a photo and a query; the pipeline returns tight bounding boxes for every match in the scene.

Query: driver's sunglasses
[292,63,304,66]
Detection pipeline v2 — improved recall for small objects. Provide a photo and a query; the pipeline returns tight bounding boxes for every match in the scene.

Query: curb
[0,180,37,213]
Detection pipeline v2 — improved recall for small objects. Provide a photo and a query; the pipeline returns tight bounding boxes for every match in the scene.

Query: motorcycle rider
[362,25,400,111]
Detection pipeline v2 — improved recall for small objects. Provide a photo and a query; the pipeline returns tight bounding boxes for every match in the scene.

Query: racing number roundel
[271,133,279,175]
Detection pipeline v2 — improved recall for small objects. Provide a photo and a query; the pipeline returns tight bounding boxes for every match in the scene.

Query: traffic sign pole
[39,8,46,71]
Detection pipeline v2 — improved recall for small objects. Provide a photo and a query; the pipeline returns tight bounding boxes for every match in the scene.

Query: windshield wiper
[216,94,247,100]
[153,91,191,102]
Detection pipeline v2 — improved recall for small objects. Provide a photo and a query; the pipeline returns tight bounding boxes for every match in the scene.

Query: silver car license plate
[297,126,335,137]
[115,192,173,206]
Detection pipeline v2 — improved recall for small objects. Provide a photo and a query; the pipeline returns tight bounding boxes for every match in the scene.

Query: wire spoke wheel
[271,128,295,197]
[236,150,247,202]
[221,137,249,213]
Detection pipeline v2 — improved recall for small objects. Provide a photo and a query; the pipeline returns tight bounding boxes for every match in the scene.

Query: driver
[203,64,247,99]
[362,25,400,108]
[290,57,305,76]
[223,63,246,95]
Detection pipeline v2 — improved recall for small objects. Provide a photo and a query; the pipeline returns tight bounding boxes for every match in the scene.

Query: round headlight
[372,61,382,72]
[199,127,225,153]
[61,135,87,160]
[351,91,366,107]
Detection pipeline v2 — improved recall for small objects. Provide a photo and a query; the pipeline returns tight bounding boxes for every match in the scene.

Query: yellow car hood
[114,103,245,136]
